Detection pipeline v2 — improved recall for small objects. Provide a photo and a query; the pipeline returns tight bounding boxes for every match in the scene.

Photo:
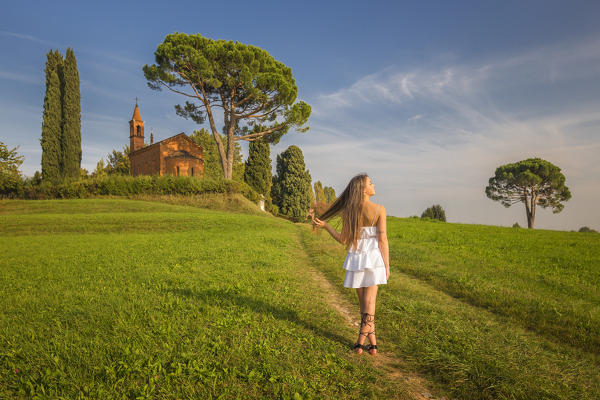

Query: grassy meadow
[301,218,600,399]
[1,197,599,399]
[0,199,409,399]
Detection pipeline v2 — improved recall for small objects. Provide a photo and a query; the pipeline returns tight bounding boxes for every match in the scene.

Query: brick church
[129,103,204,177]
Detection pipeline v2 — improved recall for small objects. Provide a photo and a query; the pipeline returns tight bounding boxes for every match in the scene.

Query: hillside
[301,216,600,399]
[1,199,599,399]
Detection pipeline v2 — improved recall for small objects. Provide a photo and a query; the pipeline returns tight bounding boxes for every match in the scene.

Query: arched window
[176,166,180,176]
[136,126,141,135]
[191,167,194,176]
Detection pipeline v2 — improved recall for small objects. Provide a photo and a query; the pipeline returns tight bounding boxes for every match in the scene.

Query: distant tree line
[40,48,81,183]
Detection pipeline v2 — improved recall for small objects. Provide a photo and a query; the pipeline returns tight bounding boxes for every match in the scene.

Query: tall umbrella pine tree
[61,48,81,180]
[486,157,571,228]
[271,145,312,222]
[40,50,63,183]
[143,33,311,180]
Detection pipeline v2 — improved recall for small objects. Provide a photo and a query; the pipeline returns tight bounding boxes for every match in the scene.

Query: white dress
[342,225,387,288]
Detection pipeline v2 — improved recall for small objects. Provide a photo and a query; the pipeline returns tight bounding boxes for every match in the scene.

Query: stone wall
[130,144,161,176]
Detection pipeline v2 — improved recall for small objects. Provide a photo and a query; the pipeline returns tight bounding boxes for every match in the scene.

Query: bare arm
[313,218,344,244]
[375,206,390,280]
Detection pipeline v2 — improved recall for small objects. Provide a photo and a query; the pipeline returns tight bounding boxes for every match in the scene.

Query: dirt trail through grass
[295,229,449,400]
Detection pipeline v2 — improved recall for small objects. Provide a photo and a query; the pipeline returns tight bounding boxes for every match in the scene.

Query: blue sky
[1,0,599,230]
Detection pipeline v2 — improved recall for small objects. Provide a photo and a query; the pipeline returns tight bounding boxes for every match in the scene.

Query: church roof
[130,132,204,156]
[164,149,203,160]
[131,104,142,121]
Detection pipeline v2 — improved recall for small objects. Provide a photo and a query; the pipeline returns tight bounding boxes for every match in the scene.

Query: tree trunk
[224,114,237,180]
[524,189,533,229]
[527,211,534,229]
[524,188,537,229]
[202,99,228,179]
[529,189,537,229]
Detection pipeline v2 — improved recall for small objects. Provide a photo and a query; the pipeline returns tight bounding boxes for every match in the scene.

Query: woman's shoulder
[367,201,386,212]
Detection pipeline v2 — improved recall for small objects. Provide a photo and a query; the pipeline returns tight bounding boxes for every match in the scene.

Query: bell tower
[129,100,145,152]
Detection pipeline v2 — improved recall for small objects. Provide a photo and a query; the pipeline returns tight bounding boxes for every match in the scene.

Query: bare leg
[354,287,367,353]
[356,287,366,313]
[364,285,378,355]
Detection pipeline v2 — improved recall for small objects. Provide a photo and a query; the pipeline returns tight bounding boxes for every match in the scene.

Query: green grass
[3,199,599,399]
[0,199,411,399]
[386,218,600,353]
[300,218,600,400]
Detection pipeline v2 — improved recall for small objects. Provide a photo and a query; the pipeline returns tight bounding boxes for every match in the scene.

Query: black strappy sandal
[361,313,378,356]
[367,344,378,354]
[353,313,371,354]
[353,342,367,353]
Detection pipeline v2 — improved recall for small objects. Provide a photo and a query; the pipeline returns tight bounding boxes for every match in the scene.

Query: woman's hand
[313,217,326,229]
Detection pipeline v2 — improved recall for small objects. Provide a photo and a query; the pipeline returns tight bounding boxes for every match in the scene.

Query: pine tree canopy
[143,33,311,179]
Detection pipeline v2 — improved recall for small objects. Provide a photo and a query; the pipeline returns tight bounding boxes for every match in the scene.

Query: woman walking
[311,174,390,355]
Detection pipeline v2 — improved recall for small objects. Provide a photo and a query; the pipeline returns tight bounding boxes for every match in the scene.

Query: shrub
[16,175,261,203]
[421,204,446,222]
[578,226,598,233]
[513,222,521,228]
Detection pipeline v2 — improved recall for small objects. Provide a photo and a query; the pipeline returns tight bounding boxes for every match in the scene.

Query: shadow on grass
[165,287,352,348]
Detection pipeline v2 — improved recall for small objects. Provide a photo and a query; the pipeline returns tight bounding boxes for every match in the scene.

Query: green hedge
[13,175,261,203]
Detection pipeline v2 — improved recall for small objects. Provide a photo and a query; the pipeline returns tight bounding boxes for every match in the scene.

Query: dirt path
[296,231,449,400]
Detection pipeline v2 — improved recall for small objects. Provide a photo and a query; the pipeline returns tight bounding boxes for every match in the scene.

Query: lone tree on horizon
[143,33,311,180]
[485,157,571,229]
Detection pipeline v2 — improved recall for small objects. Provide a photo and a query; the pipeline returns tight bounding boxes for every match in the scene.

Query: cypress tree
[61,48,81,179]
[313,181,326,203]
[271,145,312,222]
[324,186,336,203]
[40,50,63,183]
[244,140,272,198]
[308,183,315,205]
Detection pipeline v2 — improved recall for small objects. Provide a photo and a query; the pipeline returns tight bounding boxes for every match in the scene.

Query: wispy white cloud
[0,30,143,66]
[0,30,59,47]
[287,36,600,230]
[0,69,41,85]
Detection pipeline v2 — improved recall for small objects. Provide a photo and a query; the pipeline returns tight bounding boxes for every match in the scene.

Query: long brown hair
[318,173,368,251]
